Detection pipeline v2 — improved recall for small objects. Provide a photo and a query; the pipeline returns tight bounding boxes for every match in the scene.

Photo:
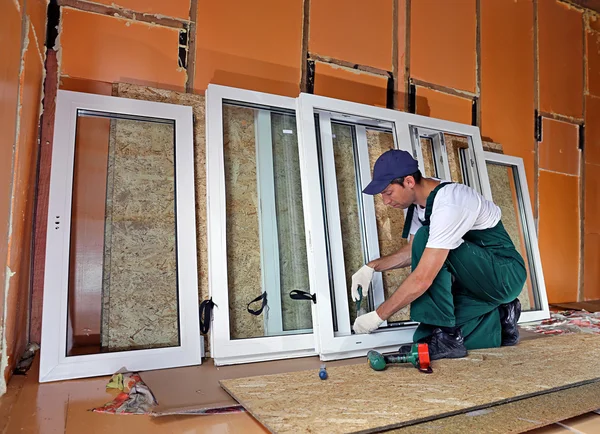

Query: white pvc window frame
[40,90,201,383]
[298,93,495,361]
[206,84,317,365]
[408,124,491,199]
[298,94,417,360]
[483,152,550,323]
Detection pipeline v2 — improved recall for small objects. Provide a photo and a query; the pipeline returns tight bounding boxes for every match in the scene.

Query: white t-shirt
[405,183,501,250]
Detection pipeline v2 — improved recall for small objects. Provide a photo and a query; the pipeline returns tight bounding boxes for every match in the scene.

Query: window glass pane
[331,123,365,324]
[272,113,313,332]
[444,133,469,184]
[68,112,179,356]
[223,103,312,339]
[366,128,411,323]
[486,161,537,311]
[420,137,436,178]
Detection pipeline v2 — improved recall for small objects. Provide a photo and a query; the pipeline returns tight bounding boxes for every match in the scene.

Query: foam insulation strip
[221,334,600,434]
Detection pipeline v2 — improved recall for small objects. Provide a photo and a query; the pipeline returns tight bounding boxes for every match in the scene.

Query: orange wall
[480,0,535,203]
[538,171,581,303]
[60,8,186,92]
[310,0,393,71]
[314,62,388,107]
[194,0,304,96]
[1,0,46,390]
[21,0,600,353]
[538,0,584,119]
[585,93,600,299]
[410,0,476,93]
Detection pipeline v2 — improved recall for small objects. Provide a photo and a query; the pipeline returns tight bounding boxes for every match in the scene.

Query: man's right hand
[351,265,375,301]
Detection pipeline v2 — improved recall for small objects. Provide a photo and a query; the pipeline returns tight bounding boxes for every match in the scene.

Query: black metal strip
[407,83,416,114]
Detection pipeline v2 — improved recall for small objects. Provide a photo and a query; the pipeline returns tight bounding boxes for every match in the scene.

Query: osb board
[223,105,264,339]
[444,133,469,184]
[332,123,365,324]
[101,118,178,351]
[113,83,211,349]
[420,137,436,178]
[486,163,533,311]
[271,113,312,331]
[221,334,600,434]
[367,129,410,323]
[550,300,600,312]
[142,356,363,416]
[482,140,503,153]
[390,381,600,434]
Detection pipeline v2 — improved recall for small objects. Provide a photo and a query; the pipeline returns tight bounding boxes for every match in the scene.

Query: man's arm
[368,237,413,272]
[375,247,449,320]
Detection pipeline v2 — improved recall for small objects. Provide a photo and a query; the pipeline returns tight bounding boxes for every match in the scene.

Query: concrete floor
[1,359,599,434]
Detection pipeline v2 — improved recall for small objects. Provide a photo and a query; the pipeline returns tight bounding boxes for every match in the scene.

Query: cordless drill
[367,343,432,373]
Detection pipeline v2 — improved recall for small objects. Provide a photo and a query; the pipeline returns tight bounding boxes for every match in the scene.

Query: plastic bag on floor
[92,373,157,415]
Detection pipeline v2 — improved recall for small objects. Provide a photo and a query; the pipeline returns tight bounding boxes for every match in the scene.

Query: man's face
[380,180,415,209]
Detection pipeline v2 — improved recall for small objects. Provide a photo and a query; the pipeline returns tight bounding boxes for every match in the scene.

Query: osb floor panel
[220,334,600,434]
[550,300,600,312]
[2,348,600,433]
[390,381,600,433]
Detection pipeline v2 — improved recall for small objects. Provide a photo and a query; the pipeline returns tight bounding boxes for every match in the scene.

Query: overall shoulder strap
[422,182,453,226]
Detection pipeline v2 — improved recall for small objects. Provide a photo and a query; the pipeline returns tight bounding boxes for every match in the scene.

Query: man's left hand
[353,311,384,334]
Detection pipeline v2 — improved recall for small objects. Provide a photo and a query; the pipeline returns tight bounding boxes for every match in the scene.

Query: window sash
[40,90,201,382]
[206,85,317,365]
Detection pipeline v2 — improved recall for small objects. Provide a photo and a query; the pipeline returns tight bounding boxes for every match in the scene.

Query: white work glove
[351,265,375,301]
[352,311,384,334]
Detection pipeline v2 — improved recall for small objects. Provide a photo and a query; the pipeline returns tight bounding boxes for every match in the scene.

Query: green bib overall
[406,182,527,350]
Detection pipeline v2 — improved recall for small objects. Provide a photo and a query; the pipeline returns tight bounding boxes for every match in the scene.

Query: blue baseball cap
[363,149,419,195]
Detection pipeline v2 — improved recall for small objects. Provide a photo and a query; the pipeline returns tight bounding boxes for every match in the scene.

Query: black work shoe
[499,298,521,346]
[419,328,468,361]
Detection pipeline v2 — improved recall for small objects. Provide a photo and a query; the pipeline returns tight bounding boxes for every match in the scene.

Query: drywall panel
[309,0,393,71]
[415,86,472,124]
[587,30,600,98]
[538,0,584,118]
[221,334,600,434]
[314,62,388,107]
[539,118,580,175]
[27,0,48,56]
[538,170,580,303]
[60,9,186,91]
[194,0,303,96]
[0,2,23,358]
[4,23,44,384]
[410,0,476,92]
[480,0,535,203]
[92,0,190,20]
[585,95,600,165]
